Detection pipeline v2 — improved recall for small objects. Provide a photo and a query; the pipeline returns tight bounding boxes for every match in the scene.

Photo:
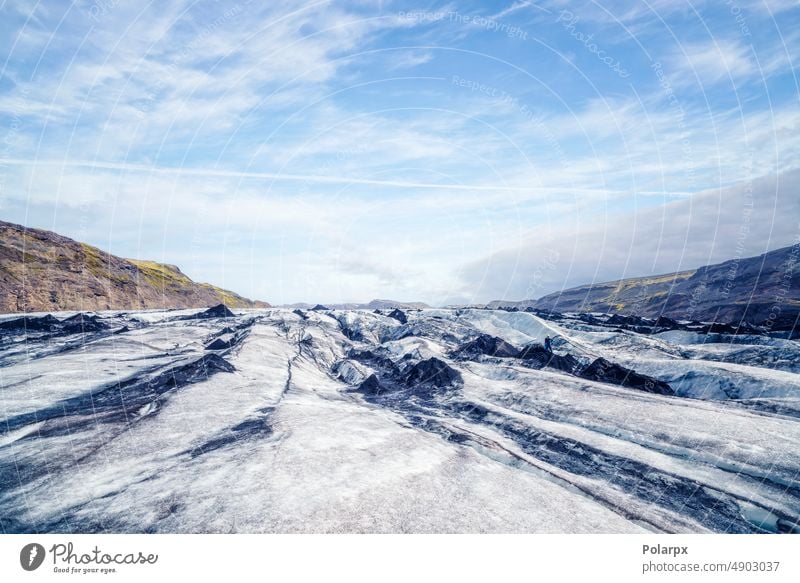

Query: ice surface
[1,309,798,533]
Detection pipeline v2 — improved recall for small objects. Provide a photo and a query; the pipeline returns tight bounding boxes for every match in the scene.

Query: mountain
[0,220,269,313]
[493,246,799,328]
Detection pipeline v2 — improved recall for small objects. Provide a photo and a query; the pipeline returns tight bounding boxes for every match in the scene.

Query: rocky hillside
[0,220,269,313]
[522,245,799,328]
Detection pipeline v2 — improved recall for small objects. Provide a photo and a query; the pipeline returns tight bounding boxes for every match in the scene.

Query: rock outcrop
[387,308,408,324]
[401,357,462,391]
[578,357,674,395]
[453,334,520,359]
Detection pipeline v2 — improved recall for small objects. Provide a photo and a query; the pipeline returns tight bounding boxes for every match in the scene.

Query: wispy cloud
[0,157,626,193]
[668,39,755,87]
[385,50,434,70]
[489,1,544,20]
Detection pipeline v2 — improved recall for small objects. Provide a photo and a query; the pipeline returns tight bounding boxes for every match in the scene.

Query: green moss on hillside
[79,242,103,272]
[129,259,193,289]
[198,282,252,308]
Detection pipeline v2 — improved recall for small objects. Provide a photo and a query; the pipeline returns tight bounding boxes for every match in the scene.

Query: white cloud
[489,1,540,20]
[668,39,755,87]
[0,1,410,159]
[385,50,434,70]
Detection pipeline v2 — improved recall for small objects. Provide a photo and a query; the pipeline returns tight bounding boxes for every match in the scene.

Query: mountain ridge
[0,220,269,313]
[490,245,799,328]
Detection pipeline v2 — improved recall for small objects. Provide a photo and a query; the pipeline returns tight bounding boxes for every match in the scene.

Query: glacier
[0,307,798,533]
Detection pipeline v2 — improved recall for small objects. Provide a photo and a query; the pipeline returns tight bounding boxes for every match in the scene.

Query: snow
[1,308,798,533]
[426,309,559,347]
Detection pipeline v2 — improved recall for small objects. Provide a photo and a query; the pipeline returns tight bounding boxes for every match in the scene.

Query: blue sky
[0,0,798,305]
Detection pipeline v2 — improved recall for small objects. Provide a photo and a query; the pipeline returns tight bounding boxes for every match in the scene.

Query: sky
[0,0,798,305]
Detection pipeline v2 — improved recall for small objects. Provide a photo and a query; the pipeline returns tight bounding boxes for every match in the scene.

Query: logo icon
[20,543,46,571]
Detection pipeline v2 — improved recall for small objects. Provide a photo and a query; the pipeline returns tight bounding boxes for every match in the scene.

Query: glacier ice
[0,307,798,533]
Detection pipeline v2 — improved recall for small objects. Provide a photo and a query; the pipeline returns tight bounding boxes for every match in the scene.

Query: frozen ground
[1,307,798,533]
